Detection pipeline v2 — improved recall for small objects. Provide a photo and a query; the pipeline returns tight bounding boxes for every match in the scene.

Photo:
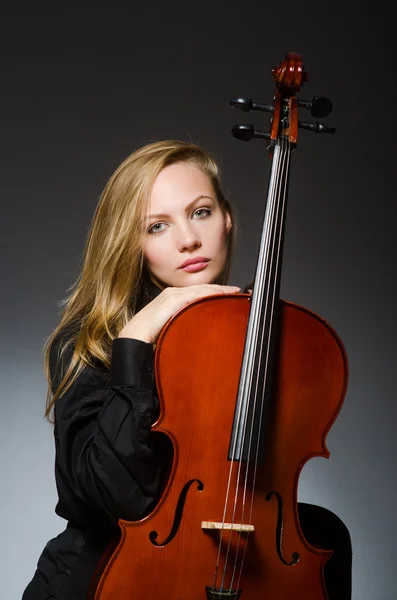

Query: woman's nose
[176,224,201,251]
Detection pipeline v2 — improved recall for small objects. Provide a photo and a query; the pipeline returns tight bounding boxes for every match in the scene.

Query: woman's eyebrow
[144,195,214,222]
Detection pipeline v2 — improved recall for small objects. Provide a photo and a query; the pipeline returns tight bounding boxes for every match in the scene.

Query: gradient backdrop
[1,7,395,600]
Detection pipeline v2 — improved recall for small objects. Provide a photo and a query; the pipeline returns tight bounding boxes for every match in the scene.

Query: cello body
[92,295,348,600]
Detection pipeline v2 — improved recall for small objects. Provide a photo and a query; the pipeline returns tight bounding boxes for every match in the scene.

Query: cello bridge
[201,521,254,532]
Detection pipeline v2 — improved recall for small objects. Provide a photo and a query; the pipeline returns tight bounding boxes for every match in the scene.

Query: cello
[91,52,348,600]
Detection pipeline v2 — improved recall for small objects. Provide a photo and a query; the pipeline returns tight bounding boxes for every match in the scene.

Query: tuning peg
[296,96,332,118]
[232,124,271,141]
[231,98,274,113]
[298,121,336,134]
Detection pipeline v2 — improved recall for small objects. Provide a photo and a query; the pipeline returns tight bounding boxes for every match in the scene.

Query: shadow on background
[299,502,352,600]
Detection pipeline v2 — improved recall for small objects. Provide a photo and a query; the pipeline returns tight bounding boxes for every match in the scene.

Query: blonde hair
[44,140,237,421]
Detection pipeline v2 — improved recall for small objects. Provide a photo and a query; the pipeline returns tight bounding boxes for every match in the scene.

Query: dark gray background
[1,5,395,599]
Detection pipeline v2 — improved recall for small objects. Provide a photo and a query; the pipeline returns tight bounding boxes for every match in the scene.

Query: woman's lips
[181,261,209,272]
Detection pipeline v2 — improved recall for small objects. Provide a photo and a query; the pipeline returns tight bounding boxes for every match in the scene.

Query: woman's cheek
[144,239,170,271]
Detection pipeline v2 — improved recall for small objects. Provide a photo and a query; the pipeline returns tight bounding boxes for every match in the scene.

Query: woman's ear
[225,211,232,233]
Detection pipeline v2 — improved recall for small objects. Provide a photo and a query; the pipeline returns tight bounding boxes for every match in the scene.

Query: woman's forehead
[148,163,215,210]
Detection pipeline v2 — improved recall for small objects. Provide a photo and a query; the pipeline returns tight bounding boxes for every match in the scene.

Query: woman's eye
[193,208,212,218]
[147,222,166,234]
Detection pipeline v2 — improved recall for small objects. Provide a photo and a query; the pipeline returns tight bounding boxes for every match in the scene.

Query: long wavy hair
[44,140,237,421]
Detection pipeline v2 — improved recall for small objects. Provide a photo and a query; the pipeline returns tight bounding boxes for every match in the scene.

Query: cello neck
[251,139,292,329]
[229,139,292,462]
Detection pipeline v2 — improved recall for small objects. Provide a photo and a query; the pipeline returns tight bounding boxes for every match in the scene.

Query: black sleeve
[53,336,166,525]
[243,280,254,293]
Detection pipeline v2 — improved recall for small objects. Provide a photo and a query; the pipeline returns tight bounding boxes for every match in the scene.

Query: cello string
[232,137,292,587]
[229,142,286,589]
[210,205,277,592]
[224,146,282,592]
[212,143,282,593]
[222,141,286,592]
[230,137,286,590]
[235,135,291,589]
[227,158,281,592]
[231,134,290,590]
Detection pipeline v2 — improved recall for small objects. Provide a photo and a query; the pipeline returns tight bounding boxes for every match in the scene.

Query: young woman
[22,140,239,600]
[22,140,351,600]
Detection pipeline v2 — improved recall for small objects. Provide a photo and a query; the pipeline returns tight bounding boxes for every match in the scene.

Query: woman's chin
[178,269,218,286]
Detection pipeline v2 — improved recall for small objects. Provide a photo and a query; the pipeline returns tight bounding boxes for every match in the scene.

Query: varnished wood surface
[92,294,348,600]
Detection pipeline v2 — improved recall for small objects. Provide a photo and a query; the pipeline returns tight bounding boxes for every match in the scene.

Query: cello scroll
[231,51,335,149]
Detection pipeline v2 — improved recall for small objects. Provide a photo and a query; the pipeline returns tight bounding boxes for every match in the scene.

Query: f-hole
[149,479,204,547]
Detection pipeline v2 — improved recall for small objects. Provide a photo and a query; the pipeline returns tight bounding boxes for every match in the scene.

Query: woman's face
[142,161,231,289]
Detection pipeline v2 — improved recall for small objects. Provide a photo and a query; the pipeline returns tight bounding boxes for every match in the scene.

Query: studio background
[1,6,395,599]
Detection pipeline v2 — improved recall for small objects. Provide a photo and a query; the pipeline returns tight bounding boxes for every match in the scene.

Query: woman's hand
[118,284,241,344]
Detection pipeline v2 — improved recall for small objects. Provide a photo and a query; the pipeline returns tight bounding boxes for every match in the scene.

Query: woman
[22,140,239,600]
[22,140,351,599]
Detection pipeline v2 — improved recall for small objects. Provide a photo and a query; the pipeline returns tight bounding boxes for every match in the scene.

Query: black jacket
[23,283,168,599]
